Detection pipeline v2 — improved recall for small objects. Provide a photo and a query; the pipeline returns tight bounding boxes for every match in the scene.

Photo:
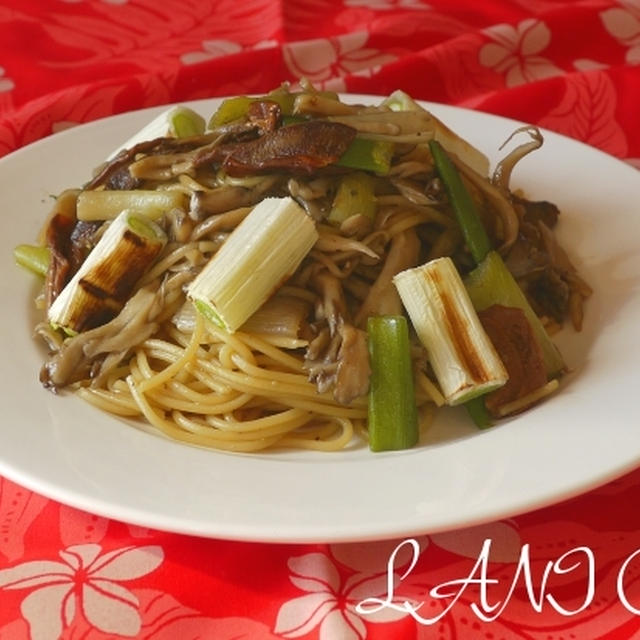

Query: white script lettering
[356,537,596,625]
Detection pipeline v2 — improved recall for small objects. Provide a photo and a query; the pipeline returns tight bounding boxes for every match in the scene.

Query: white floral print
[283,32,396,86]
[276,524,523,639]
[180,39,277,66]
[601,0,640,64]
[479,19,563,86]
[0,543,163,640]
[275,540,424,639]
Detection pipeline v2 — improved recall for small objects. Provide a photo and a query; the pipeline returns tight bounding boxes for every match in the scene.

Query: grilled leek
[47,210,166,333]
[393,256,508,405]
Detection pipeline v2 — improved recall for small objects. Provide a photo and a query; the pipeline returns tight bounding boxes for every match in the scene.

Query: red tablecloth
[2,1,640,638]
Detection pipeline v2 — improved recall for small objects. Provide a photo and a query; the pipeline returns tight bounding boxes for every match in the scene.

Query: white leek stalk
[76,189,186,221]
[393,257,508,405]
[107,106,206,159]
[187,197,318,333]
[48,210,166,333]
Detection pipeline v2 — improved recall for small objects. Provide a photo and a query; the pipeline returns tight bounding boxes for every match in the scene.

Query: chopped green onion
[429,139,491,264]
[209,96,256,127]
[465,395,493,429]
[367,315,419,452]
[464,251,565,377]
[14,244,50,277]
[209,87,306,128]
[336,137,394,174]
[328,172,377,226]
[168,106,206,138]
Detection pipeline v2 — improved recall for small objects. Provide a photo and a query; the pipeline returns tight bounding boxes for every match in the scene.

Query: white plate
[1,96,639,543]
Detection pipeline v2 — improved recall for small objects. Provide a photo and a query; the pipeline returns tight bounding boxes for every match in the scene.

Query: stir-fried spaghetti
[24,85,591,452]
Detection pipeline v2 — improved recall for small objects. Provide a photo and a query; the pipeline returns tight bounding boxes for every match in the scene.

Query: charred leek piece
[394,257,508,406]
[367,316,418,452]
[328,172,377,226]
[429,139,565,378]
[187,197,318,333]
[76,190,186,222]
[47,210,166,333]
[108,106,205,159]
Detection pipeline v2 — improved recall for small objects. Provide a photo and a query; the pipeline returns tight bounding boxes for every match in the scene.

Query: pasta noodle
[28,86,591,453]
[77,311,369,452]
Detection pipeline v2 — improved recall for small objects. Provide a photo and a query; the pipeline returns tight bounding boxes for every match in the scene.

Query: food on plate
[15,84,592,452]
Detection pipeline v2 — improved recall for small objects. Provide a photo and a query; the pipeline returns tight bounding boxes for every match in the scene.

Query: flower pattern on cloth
[2,2,640,639]
[276,524,521,639]
[600,0,640,64]
[0,544,163,639]
[180,40,278,66]
[479,19,563,86]
[283,31,397,86]
[275,540,422,639]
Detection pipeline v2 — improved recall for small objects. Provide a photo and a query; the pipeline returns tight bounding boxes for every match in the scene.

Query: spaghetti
[28,86,591,452]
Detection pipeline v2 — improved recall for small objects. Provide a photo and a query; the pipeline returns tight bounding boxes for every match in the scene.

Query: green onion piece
[208,89,301,128]
[367,315,419,452]
[169,106,206,138]
[209,96,255,127]
[465,250,565,378]
[465,396,493,429]
[336,137,394,175]
[328,172,377,226]
[429,139,491,264]
[108,107,205,160]
[14,244,50,277]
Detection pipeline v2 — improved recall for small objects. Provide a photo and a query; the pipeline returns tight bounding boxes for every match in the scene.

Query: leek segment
[394,257,508,406]
[76,190,186,222]
[367,316,418,452]
[328,172,377,226]
[208,88,340,128]
[429,139,565,379]
[14,244,50,277]
[107,106,205,159]
[336,138,394,174]
[47,210,166,333]
[187,197,318,333]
